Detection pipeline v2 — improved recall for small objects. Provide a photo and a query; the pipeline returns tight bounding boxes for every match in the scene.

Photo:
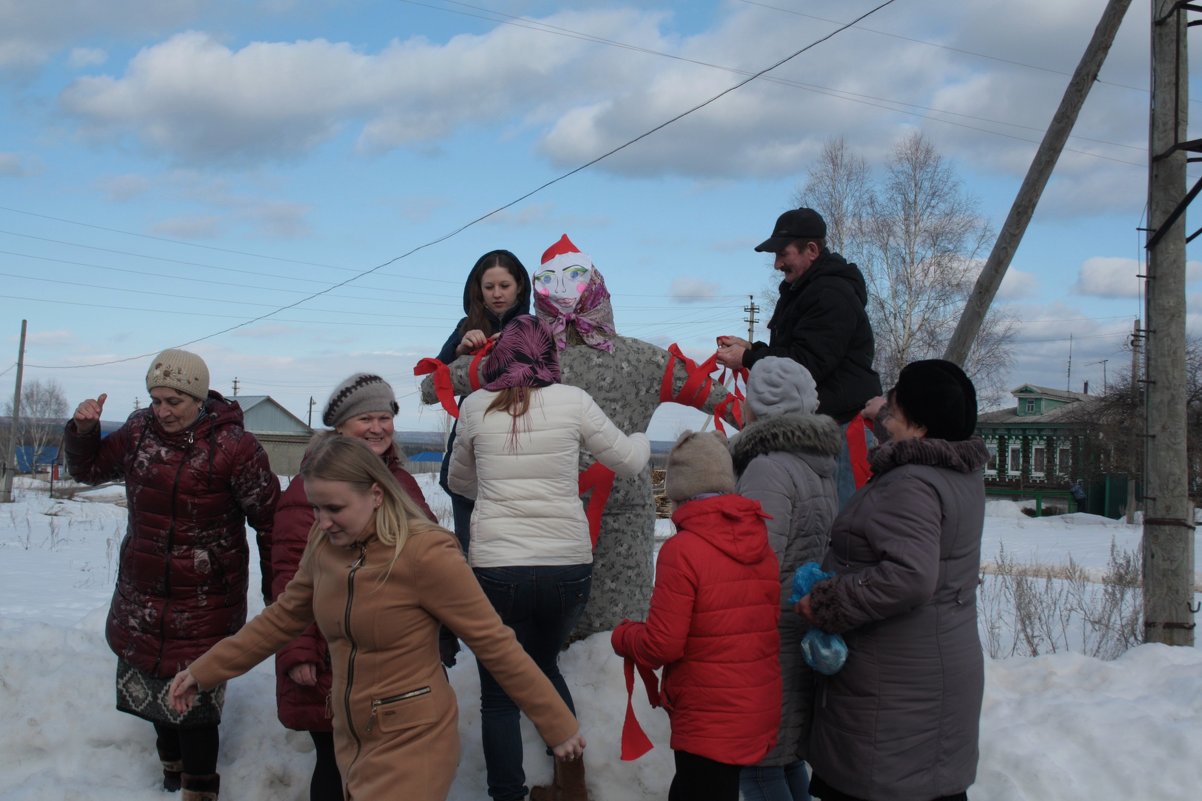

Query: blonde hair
[299,432,440,578]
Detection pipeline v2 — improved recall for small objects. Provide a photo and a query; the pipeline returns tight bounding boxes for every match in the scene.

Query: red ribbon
[468,338,496,392]
[621,656,661,761]
[660,344,717,408]
[847,414,872,489]
[712,363,748,434]
[578,463,616,549]
[413,358,458,418]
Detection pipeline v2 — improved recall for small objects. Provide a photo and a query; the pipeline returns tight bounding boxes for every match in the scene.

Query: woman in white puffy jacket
[448,314,649,801]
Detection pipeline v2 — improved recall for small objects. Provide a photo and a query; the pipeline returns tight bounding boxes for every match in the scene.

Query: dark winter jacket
[611,493,781,766]
[63,393,279,678]
[436,255,533,500]
[806,436,989,801]
[270,443,437,732]
[744,249,881,423]
[730,412,842,767]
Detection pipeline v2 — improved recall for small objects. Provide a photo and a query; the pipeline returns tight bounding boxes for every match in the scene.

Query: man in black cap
[717,207,881,507]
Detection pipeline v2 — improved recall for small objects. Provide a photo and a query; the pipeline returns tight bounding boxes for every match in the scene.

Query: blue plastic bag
[789,562,848,676]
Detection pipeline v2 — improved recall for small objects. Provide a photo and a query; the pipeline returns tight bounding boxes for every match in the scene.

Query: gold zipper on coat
[365,686,432,734]
[342,543,367,763]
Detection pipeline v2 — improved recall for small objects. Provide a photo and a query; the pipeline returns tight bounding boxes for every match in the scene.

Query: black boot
[181,772,220,801]
[160,759,183,792]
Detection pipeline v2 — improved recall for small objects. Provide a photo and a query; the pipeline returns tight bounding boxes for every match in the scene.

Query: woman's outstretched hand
[168,668,200,714]
[551,730,587,761]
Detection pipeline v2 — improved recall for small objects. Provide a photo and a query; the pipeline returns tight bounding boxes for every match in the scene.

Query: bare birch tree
[796,133,1015,405]
[2,379,68,472]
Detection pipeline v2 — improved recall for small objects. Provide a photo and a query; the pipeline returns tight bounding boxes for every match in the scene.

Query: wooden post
[1,319,27,503]
[944,0,1133,364]
[1142,0,1194,646]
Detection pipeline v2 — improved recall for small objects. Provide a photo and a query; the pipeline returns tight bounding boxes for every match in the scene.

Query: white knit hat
[746,357,819,418]
[145,349,210,400]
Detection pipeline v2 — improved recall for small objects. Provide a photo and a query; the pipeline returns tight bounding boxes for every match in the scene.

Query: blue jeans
[740,761,810,801]
[474,564,592,801]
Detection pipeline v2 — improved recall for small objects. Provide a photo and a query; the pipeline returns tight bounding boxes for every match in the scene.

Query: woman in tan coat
[169,434,585,801]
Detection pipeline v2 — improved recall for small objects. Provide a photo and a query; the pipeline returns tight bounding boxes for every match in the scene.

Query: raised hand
[72,393,107,434]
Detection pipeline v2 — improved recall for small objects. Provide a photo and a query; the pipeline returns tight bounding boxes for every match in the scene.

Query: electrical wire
[22,0,901,371]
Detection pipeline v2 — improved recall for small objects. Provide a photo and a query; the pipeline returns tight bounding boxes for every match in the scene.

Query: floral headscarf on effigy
[481,315,562,391]
[533,234,617,353]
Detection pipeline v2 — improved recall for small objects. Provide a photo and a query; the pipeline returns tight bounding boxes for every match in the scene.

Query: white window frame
[1008,444,1023,477]
[1031,444,1046,479]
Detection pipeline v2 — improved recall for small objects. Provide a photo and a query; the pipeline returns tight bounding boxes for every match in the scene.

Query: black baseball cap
[754,208,827,253]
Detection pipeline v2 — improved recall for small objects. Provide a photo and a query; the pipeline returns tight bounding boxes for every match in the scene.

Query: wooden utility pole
[1,319,28,504]
[1142,0,1194,646]
[944,0,1133,364]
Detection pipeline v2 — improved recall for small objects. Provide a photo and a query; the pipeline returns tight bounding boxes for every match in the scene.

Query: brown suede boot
[180,772,220,801]
[556,757,589,801]
[529,758,589,801]
[529,759,560,801]
[160,759,183,792]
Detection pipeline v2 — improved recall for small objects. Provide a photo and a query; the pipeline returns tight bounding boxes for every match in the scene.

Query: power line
[400,0,1148,161]
[21,0,901,371]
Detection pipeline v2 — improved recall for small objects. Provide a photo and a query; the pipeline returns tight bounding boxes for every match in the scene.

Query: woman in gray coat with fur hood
[796,359,988,801]
[731,357,842,801]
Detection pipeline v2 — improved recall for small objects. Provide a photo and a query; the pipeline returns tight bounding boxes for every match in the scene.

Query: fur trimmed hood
[730,412,843,476]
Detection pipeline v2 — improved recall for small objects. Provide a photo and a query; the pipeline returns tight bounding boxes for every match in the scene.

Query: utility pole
[1142,0,1193,646]
[231,377,239,396]
[944,0,1133,364]
[1087,359,1109,393]
[743,295,759,342]
[308,396,315,428]
[1,319,27,504]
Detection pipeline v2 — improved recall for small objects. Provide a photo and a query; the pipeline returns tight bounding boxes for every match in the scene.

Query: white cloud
[670,277,721,302]
[997,268,1038,300]
[0,152,25,176]
[68,47,106,69]
[1077,257,1141,298]
[97,173,152,201]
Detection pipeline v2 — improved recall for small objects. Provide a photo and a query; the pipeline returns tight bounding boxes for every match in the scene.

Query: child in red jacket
[612,430,782,801]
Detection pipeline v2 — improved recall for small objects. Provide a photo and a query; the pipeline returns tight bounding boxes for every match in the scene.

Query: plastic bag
[789,562,848,676]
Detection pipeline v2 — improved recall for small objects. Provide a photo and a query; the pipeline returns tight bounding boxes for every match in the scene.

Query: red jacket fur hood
[612,493,782,765]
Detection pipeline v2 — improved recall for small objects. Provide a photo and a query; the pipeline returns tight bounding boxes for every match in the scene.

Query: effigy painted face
[533,254,593,314]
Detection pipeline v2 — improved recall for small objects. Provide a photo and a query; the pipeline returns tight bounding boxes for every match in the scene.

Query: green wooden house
[975,384,1098,487]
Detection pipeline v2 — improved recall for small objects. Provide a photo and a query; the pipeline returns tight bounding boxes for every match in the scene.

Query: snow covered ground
[1,475,1200,800]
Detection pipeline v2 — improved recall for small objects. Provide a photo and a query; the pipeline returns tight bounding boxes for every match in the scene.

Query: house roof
[977,395,1102,426]
[1010,384,1092,402]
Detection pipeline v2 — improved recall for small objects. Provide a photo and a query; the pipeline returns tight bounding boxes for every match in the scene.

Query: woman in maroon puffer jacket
[64,348,279,801]
[271,373,437,801]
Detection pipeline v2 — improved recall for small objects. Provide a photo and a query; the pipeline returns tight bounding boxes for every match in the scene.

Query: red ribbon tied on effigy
[467,338,496,392]
[660,343,717,409]
[413,358,458,418]
[578,462,616,549]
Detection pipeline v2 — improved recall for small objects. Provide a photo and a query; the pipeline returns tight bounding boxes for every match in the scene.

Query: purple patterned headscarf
[482,316,562,391]
[534,265,617,353]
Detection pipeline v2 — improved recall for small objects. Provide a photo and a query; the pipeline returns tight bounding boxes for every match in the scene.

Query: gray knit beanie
[746,357,819,419]
[146,349,210,400]
[664,430,735,502]
[323,373,399,428]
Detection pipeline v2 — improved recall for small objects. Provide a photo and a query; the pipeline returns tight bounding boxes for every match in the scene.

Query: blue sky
[1,0,1199,439]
